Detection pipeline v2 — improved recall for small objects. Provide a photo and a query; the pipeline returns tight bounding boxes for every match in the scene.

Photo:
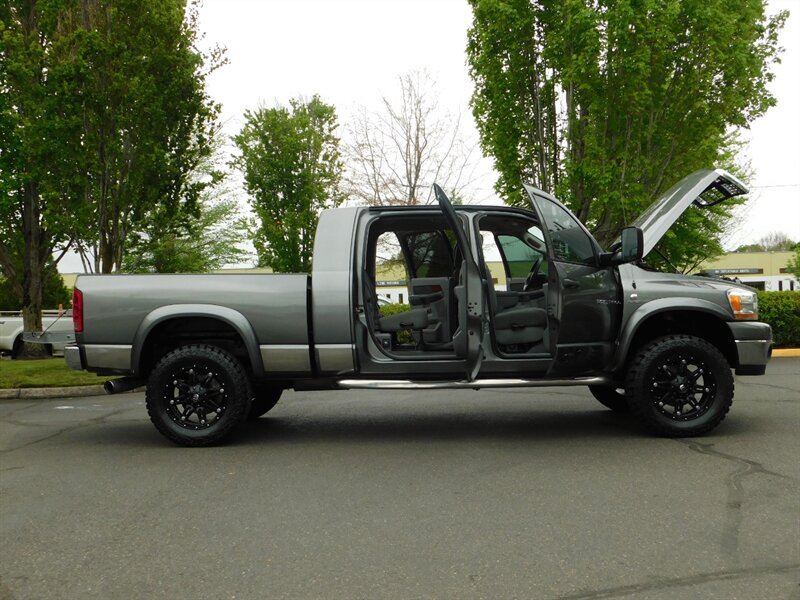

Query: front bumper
[728,321,772,375]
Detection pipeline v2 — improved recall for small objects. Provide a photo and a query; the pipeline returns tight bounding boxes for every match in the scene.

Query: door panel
[408,276,452,345]
[434,184,485,380]
[524,186,622,375]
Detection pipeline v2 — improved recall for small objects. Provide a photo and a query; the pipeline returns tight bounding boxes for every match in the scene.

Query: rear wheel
[145,344,252,446]
[588,385,629,412]
[626,335,733,437]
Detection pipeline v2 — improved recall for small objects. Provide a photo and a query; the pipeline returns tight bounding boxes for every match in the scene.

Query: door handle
[562,278,580,289]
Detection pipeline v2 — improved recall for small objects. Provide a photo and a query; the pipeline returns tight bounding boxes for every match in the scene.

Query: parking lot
[1,359,798,599]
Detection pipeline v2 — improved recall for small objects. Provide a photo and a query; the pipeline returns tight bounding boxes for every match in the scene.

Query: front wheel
[625,335,734,437]
[145,344,252,446]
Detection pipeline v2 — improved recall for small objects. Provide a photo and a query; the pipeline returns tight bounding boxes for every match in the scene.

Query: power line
[749,184,800,189]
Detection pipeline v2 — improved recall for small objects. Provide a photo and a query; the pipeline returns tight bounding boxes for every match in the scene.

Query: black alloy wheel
[648,353,715,421]
[146,344,252,446]
[626,335,734,437]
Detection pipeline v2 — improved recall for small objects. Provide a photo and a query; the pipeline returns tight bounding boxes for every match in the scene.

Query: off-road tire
[625,335,734,437]
[145,344,252,447]
[588,385,629,412]
[248,386,282,419]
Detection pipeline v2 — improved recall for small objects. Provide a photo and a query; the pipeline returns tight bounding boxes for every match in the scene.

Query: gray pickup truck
[65,168,772,446]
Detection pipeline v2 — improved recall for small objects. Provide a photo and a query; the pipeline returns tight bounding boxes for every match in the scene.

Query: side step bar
[337,376,610,390]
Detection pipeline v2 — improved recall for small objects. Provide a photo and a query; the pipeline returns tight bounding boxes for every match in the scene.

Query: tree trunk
[20,182,47,358]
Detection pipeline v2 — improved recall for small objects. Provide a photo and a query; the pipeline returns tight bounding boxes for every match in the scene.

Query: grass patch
[0,358,109,389]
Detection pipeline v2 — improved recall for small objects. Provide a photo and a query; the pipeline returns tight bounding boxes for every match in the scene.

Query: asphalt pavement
[1,360,798,600]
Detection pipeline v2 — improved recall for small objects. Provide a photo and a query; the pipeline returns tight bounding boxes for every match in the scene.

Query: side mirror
[620,227,644,263]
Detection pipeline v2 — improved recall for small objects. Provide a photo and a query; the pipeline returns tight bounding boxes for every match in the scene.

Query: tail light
[73,288,84,333]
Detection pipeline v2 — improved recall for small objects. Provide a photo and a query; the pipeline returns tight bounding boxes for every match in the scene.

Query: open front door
[523,185,621,375]
[433,184,485,380]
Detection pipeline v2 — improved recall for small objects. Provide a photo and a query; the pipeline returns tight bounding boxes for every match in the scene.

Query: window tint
[535,197,596,264]
[497,234,544,279]
[405,231,453,278]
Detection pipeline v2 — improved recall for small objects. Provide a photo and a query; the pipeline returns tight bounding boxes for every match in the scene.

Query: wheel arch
[132,305,263,378]
[613,301,737,373]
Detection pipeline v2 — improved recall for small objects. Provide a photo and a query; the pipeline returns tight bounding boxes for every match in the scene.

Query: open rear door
[433,184,485,380]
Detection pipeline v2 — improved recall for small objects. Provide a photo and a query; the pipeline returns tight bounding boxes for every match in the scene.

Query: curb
[772,348,800,358]
[0,385,143,400]
[0,385,106,400]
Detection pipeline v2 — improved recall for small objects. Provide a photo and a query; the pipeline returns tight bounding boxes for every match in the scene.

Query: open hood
[625,168,748,256]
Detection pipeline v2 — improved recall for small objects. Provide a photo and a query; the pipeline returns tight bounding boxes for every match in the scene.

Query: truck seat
[485,272,547,346]
[378,308,429,332]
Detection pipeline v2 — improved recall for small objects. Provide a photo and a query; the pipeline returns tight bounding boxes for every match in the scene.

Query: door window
[498,229,547,279]
[534,196,596,265]
[404,231,454,278]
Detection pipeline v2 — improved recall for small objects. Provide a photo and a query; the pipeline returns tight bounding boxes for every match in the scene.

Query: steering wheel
[523,255,544,291]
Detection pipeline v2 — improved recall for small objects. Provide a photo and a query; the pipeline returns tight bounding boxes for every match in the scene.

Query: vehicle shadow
[235,407,647,446]
[65,401,749,448]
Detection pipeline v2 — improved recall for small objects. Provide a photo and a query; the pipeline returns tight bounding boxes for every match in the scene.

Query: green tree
[122,196,250,273]
[122,130,250,273]
[0,0,220,355]
[467,0,786,271]
[0,1,89,355]
[69,0,222,274]
[233,96,344,272]
[0,265,70,311]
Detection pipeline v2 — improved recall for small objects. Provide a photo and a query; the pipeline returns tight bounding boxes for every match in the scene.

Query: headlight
[727,289,758,320]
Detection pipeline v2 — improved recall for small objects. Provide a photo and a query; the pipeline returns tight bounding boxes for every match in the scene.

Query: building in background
[699,251,797,291]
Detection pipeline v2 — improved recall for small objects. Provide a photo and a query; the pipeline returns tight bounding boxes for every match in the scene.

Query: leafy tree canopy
[122,196,250,274]
[468,0,786,272]
[0,266,70,312]
[233,96,344,273]
[0,0,220,355]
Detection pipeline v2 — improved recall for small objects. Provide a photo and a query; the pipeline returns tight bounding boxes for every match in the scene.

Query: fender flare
[131,304,263,377]
[611,298,732,371]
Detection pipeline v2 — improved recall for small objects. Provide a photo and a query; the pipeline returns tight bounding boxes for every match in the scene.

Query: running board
[337,376,610,390]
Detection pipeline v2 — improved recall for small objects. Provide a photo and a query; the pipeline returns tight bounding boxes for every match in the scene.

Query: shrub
[757,291,800,347]
[378,302,414,345]
[378,302,412,317]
